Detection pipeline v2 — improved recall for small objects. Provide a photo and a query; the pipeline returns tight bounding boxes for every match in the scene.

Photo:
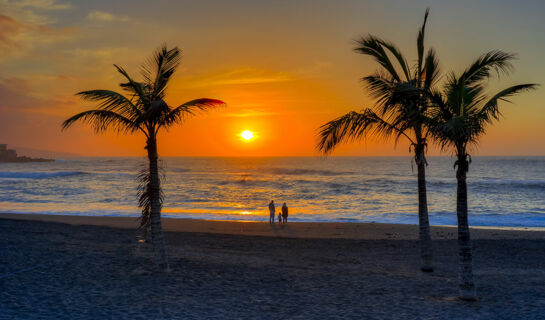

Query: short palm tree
[62,45,225,271]
[317,9,439,272]
[429,50,537,300]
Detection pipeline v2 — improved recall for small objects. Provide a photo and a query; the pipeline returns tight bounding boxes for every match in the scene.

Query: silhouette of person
[281,203,288,223]
[268,200,275,224]
[278,211,282,224]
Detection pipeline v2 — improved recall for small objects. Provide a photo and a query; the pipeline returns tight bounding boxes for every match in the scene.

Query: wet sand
[1,214,544,319]
[1,213,544,240]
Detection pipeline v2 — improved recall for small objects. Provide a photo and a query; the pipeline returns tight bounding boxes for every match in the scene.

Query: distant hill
[12,146,82,159]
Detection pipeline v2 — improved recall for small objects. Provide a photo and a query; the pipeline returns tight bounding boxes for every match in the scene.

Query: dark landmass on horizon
[0,144,54,163]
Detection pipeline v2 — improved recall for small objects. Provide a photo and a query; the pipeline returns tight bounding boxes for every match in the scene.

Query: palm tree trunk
[147,135,169,272]
[415,145,433,272]
[456,153,476,300]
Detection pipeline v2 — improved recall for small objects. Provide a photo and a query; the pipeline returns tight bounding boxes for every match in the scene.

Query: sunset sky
[1,0,543,157]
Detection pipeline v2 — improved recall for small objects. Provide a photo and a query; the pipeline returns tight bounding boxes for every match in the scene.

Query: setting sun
[240,130,255,141]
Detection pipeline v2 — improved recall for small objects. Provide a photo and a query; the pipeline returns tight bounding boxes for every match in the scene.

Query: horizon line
[52,154,545,159]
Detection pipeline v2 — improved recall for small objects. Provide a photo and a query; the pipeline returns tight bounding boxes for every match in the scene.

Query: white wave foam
[266,167,353,176]
[0,171,87,179]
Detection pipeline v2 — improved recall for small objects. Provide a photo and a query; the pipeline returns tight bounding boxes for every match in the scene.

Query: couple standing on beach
[268,200,288,224]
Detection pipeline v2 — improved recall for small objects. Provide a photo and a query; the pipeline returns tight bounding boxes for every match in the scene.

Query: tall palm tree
[429,50,537,300]
[62,45,225,272]
[317,9,439,272]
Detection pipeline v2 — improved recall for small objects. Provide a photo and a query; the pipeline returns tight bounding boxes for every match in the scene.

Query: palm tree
[317,9,439,272]
[62,45,225,272]
[429,50,537,300]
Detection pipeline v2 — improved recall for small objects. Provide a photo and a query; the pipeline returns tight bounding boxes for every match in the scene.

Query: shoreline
[2,212,544,240]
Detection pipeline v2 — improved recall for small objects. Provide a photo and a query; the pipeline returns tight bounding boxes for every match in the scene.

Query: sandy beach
[1,213,545,319]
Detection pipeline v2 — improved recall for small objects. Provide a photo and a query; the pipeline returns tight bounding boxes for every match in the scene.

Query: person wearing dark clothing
[281,203,288,223]
[268,200,275,224]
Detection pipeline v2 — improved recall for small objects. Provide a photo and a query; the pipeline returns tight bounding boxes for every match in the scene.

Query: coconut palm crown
[427,50,537,300]
[317,9,439,272]
[62,44,225,271]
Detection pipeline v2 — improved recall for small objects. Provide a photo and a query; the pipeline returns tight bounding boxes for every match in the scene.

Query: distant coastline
[0,144,54,163]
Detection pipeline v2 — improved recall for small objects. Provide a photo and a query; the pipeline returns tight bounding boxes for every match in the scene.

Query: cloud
[221,108,281,118]
[87,10,130,22]
[6,0,71,10]
[0,14,24,49]
[0,0,77,57]
[71,47,131,59]
[0,0,71,25]
[295,60,331,77]
[0,77,48,115]
[223,111,280,118]
[183,68,295,88]
[0,76,77,116]
[0,13,77,57]
[209,68,293,86]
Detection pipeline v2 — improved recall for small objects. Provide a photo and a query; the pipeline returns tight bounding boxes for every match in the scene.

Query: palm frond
[361,72,396,104]
[348,9,439,152]
[76,90,141,120]
[141,44,182,99]
[423,48,440,89]
[362,74,421,120]
[139,99,172,128]
[162,98,225,127]
[354,35,401,82]
[136,167,152,229]
[136,164,164,229]
[61,109,140,134]
[477,83,538,124]
[417,8,430,82]
[114,64,149,107]
[432,64,537,153]
[424,88,447,111]
[317,109,414,154]
[461,50,515,85]
[378,40,411,81]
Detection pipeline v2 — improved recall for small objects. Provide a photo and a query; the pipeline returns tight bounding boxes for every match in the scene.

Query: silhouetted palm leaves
[428,51,537,300]
[318,9,437,272]
[63,44,225,271]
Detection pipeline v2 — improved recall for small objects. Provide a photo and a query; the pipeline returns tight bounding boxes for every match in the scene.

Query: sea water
[0,157,544,227]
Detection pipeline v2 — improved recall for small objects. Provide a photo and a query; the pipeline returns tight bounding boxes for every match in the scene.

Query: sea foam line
[0,171,87,179]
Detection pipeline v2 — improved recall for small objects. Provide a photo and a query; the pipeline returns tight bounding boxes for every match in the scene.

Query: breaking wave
[0,171,87,180]
[265,167,353,176]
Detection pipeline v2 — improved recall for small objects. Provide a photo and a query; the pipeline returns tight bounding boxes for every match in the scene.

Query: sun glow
[240,130,255,141]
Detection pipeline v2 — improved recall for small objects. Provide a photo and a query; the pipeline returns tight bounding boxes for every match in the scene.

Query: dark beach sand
[1,214,544,319]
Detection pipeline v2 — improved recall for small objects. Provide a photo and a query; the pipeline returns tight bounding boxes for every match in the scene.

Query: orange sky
[1,0,543,157]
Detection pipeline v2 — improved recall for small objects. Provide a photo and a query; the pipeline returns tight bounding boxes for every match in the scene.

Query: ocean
[0,156,544,227]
